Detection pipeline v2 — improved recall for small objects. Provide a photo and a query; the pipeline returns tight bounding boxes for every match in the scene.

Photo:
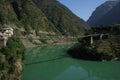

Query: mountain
[0,0,60,37]
[32,0,89,36]
[95,2,120,26]
[87,0,120,26]
[0,0,89,42]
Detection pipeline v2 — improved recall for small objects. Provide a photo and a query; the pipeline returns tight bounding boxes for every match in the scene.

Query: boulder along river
[22,43,120,80]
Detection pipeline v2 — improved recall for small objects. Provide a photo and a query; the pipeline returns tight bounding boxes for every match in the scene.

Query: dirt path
[21,38,35,48]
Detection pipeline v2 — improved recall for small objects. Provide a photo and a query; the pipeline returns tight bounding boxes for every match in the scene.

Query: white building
[0,26,14,47]
[2,27,14,37]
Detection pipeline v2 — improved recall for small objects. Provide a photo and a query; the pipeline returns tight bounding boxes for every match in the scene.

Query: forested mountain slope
[33,0,89,36]
[0,0,89,39]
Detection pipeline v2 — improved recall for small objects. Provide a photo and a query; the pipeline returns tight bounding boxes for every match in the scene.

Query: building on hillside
[2,27,14,37]
[0,26,14,47]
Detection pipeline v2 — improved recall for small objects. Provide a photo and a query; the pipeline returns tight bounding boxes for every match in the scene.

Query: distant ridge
[95,2,120,26]
[87,0,120,26]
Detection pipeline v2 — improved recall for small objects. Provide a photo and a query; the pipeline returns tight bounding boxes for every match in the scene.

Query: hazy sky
[58,0,108,21]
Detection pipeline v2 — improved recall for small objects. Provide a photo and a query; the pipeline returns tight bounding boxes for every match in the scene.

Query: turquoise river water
[22,43,120,80]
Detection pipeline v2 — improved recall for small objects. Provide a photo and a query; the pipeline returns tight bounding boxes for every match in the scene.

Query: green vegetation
[67,40,119,61]
[0,38,25,80]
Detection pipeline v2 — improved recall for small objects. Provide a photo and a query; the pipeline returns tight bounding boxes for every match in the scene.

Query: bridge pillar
[100,34,103,40]
[2,36,8,47]
[90,36,93,45]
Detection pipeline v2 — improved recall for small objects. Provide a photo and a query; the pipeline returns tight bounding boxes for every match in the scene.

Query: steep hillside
[87,0,119,26]
[0,0,60,36]
[0,0,89,40]
[33,0,90,36]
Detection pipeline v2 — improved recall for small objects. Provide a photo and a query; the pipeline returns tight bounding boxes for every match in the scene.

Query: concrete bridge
[13,34,109,44]
[78,34,109,45]
[0,29,109,47]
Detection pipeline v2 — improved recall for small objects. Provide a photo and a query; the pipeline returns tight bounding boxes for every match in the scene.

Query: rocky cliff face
[87,0,120,26]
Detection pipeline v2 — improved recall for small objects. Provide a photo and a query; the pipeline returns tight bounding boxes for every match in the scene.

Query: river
[22,43,120,80]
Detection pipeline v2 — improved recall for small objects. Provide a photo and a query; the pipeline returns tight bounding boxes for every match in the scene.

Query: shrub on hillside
[0,38,25,80]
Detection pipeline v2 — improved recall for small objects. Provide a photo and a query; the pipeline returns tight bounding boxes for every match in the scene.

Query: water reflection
[25,55,69,66]
[53,66,88,80]
[53,66,104,80]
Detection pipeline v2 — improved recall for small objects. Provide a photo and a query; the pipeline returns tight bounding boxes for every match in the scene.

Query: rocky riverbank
[67,35,120,61]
